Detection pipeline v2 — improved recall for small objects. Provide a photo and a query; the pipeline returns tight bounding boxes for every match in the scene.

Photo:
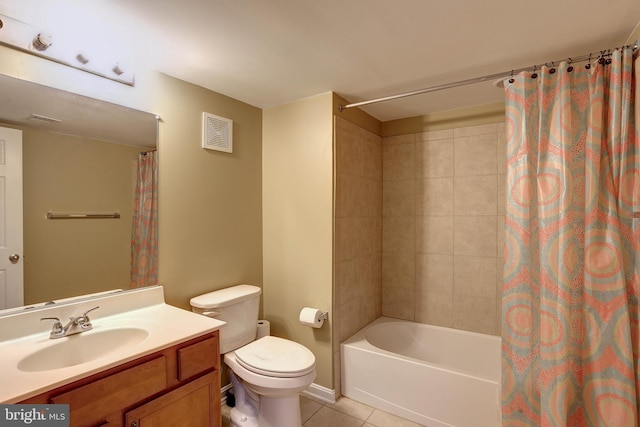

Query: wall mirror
[0,73,158,311]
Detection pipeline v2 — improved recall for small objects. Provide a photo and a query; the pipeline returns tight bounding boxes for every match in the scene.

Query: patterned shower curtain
[130,150,158,288]
[501,46,639,426]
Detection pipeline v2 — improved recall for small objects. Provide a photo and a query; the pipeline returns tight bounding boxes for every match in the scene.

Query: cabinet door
[177,336,218,381]
[124,372,220,427]
[51,356,167,427]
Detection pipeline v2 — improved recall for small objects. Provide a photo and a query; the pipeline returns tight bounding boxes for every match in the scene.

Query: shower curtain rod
[339,41,639,112]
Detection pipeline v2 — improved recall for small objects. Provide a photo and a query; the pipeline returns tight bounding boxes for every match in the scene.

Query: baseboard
[302,383,336,404]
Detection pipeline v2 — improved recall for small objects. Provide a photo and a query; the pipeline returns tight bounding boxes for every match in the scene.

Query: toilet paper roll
[256,320,270,339]
[299,307,327,328]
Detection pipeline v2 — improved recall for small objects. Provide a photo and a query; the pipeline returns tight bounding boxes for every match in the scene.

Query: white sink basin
[0,286,226,403]
[17,328,149,372]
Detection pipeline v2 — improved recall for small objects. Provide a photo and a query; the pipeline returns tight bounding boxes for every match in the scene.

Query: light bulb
[32,33,53,51]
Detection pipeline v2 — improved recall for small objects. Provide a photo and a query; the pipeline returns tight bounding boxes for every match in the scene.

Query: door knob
[9,254,20,263]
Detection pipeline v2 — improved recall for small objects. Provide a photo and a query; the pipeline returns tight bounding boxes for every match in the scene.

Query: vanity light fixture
[0,13,135,86]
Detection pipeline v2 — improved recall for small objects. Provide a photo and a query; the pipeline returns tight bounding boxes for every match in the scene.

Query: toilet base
[258,395,302,427]
[229,406,258,427]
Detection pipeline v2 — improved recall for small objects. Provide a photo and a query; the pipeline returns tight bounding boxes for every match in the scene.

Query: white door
[0,126,23,309]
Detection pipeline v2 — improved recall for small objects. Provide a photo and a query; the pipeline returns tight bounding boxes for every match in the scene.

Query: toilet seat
[234,336,316,378]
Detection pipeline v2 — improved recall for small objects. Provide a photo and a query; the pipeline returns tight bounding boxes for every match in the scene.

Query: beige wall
[333,104,507,339]
[381,120,505,336]
[0,45,264,311]
[382,102,505,137]
[333,116,382,396]
[18,128,145,304]
[262,93,334,389]
[333,94,381,136]
[151,74,263,309]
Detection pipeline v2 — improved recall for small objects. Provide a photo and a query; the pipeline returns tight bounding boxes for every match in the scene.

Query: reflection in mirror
[0,74,158,309]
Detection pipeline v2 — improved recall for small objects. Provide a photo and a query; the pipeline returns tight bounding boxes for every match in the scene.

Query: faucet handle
[41,317,63,335]
[78,305,100,328]
[83,305,100,318]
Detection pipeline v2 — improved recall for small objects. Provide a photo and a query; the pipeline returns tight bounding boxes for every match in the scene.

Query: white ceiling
[2,0,640,122]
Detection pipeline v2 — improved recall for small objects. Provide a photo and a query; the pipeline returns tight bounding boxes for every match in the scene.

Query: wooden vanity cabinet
[19,331,221,427]
[124,372,217,426]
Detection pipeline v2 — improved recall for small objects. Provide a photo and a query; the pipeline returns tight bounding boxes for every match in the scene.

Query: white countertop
[0,286,225,403]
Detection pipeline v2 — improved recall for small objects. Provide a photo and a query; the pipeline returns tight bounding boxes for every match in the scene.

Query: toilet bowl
[190,285,316,427]
[225,336,316,426]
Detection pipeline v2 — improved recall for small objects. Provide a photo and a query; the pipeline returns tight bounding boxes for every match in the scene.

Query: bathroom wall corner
[262,92,334,390]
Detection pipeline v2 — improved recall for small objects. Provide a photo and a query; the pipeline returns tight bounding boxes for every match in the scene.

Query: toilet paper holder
[299,307,329,328]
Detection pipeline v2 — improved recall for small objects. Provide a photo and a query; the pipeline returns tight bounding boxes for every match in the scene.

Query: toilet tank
[190,284,261,354]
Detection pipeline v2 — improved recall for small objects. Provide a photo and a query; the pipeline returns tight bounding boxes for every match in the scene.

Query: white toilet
[190,284,316,427]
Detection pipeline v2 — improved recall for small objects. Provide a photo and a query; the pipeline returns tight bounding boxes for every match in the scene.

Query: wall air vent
[202,112,233,153]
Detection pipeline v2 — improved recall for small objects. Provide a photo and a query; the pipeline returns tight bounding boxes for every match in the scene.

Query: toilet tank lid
[190,284,262,309]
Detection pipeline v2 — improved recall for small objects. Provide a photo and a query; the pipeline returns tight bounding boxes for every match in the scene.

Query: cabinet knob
[131,422,137,427]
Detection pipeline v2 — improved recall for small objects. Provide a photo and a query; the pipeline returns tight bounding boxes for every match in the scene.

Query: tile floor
[222,395,427,427]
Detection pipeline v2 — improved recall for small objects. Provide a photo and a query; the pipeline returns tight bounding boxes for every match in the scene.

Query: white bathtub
[341,317,501,427]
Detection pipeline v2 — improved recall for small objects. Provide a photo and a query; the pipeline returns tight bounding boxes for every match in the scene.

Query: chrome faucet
[41,306,100,339]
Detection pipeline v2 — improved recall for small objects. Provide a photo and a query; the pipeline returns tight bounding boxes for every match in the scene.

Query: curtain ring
[598,50,606,65]
[531,65,538,79]
[508,70,514,84]
[567,58,574,73]
[549,61,556,74]
[585,53,592,70]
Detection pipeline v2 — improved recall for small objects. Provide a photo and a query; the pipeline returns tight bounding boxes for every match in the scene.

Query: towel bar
[46,212,121,219]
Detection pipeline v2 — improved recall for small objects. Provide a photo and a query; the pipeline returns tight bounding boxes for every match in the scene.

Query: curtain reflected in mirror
[131,151,158,288]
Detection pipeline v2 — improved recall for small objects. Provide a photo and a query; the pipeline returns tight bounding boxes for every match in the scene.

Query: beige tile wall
[334,117,383,394]
[334,119,505,400]
[382,122,506,336]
